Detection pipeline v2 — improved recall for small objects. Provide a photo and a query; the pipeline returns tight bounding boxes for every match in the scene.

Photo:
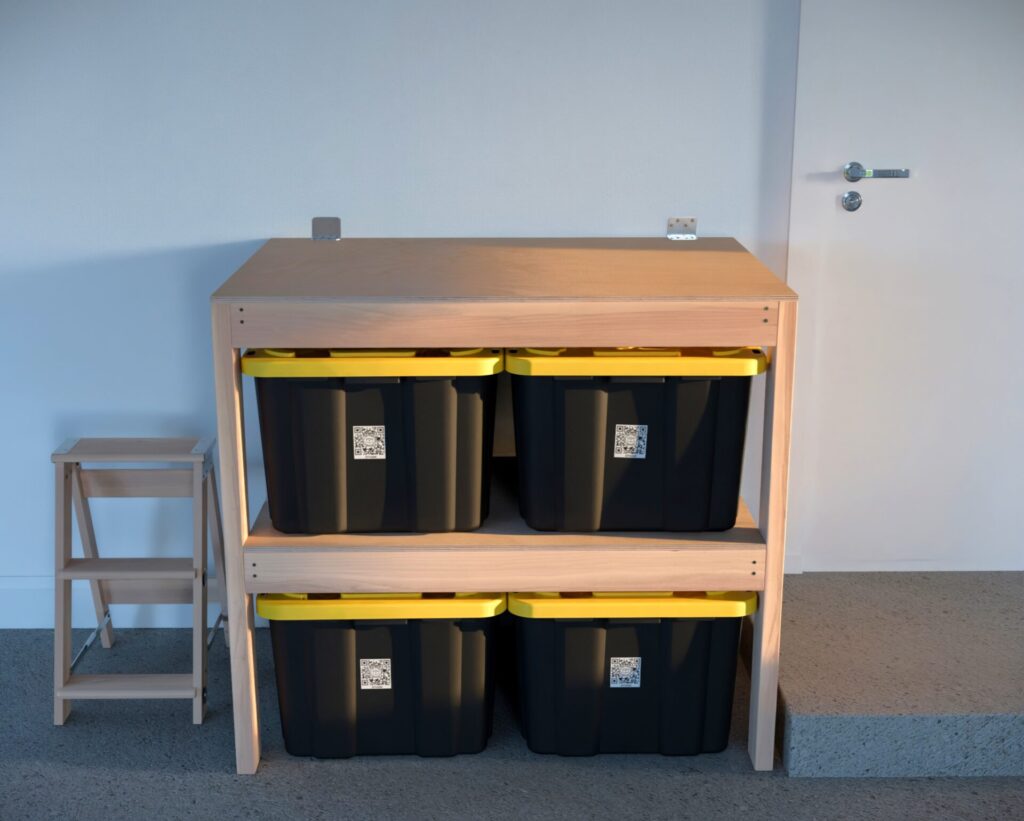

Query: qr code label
[609,656,642,688]
[613,424,648,459]
[359,658,392,690]
[352,425,386,460]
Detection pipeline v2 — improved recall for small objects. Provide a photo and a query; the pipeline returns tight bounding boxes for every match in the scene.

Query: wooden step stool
[51,437,228,724]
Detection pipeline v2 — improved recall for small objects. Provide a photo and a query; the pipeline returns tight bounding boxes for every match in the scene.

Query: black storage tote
[257,592,506,758]
[507,347,768,531]
[242,348,501,533]
[508,591,756,755]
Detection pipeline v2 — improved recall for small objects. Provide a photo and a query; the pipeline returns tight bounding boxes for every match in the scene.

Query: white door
[786,1,1024,570]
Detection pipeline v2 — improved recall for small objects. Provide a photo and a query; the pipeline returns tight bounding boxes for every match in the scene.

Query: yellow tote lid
[256,592,507,621]
[508,591,757,619]
[242,348,503,378]
[505,348,768,377]
[329,350,417,358]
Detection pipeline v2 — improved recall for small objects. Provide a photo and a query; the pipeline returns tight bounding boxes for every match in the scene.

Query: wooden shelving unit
[211,237,798,775]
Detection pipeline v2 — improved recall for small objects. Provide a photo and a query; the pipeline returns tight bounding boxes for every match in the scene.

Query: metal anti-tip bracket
[312,217,341,241]
[667,217,697,241]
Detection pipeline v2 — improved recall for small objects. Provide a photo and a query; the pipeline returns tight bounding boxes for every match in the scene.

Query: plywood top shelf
[213,237,796,303]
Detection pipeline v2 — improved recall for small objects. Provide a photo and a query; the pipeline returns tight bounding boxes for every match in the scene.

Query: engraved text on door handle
[844,161,910,182]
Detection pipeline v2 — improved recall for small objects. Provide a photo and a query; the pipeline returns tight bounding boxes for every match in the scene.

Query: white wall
[0,0,800,627]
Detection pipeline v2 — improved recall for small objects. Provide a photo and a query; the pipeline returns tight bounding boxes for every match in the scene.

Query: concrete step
[778,571,1024,777]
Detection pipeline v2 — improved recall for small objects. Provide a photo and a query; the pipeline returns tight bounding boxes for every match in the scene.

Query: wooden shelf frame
[211,237,797,775]
[243,490,766,594]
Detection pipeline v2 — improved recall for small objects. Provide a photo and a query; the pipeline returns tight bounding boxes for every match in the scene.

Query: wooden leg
[192,464,208,724]
[206,466,230,648]
[748,300,797,771]
[212,302,260,773]
[71,466,115,649]
[54,463,73,724]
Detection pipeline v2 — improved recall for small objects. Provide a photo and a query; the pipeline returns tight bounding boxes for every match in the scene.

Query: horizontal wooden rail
[58,674,195,700]
[59,558,195,581]
[98,578,223,605]
[80,469,193,498]
[229,299,781,349]
[244,544,765,594]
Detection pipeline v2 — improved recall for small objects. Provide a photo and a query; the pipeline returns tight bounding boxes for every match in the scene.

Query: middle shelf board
[243,481,766,594]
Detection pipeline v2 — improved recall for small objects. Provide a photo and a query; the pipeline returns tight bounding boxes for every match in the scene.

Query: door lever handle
[844,161,910,181]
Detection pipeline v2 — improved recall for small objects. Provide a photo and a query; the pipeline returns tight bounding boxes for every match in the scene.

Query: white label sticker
[352,425,386,460]
[610,656,642,688]
[359,658,392,689]
[613,424,648,459]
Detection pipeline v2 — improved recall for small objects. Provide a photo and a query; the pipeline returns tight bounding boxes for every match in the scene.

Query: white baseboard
[0,576,266,629]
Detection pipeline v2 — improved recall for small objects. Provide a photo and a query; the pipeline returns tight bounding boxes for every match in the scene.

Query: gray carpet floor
[0,628,1021,821]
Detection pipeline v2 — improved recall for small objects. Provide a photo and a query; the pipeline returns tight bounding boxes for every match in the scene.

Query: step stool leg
[71,466,114,648]
[206,467,229,648]
[54,463,73,724]
[192,463,208,724]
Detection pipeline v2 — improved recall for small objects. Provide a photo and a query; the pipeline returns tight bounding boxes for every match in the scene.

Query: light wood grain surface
[58,674,194,699]
[245,545,764,595]
[228,299,781,349]
[213,238,796,302]
[79,468,194,498]
[749,299,798,770]
[52,438,205,463]
[53,463,72,724]
[71,466,115,648]
[98,578,203,605]
[207,468,230,646]
[244,483,765,593]
[212,303,261,774]
[192,463,208,724]
[58,558,195,580]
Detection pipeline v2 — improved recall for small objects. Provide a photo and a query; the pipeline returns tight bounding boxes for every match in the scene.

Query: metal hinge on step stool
[70,610,112,672]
